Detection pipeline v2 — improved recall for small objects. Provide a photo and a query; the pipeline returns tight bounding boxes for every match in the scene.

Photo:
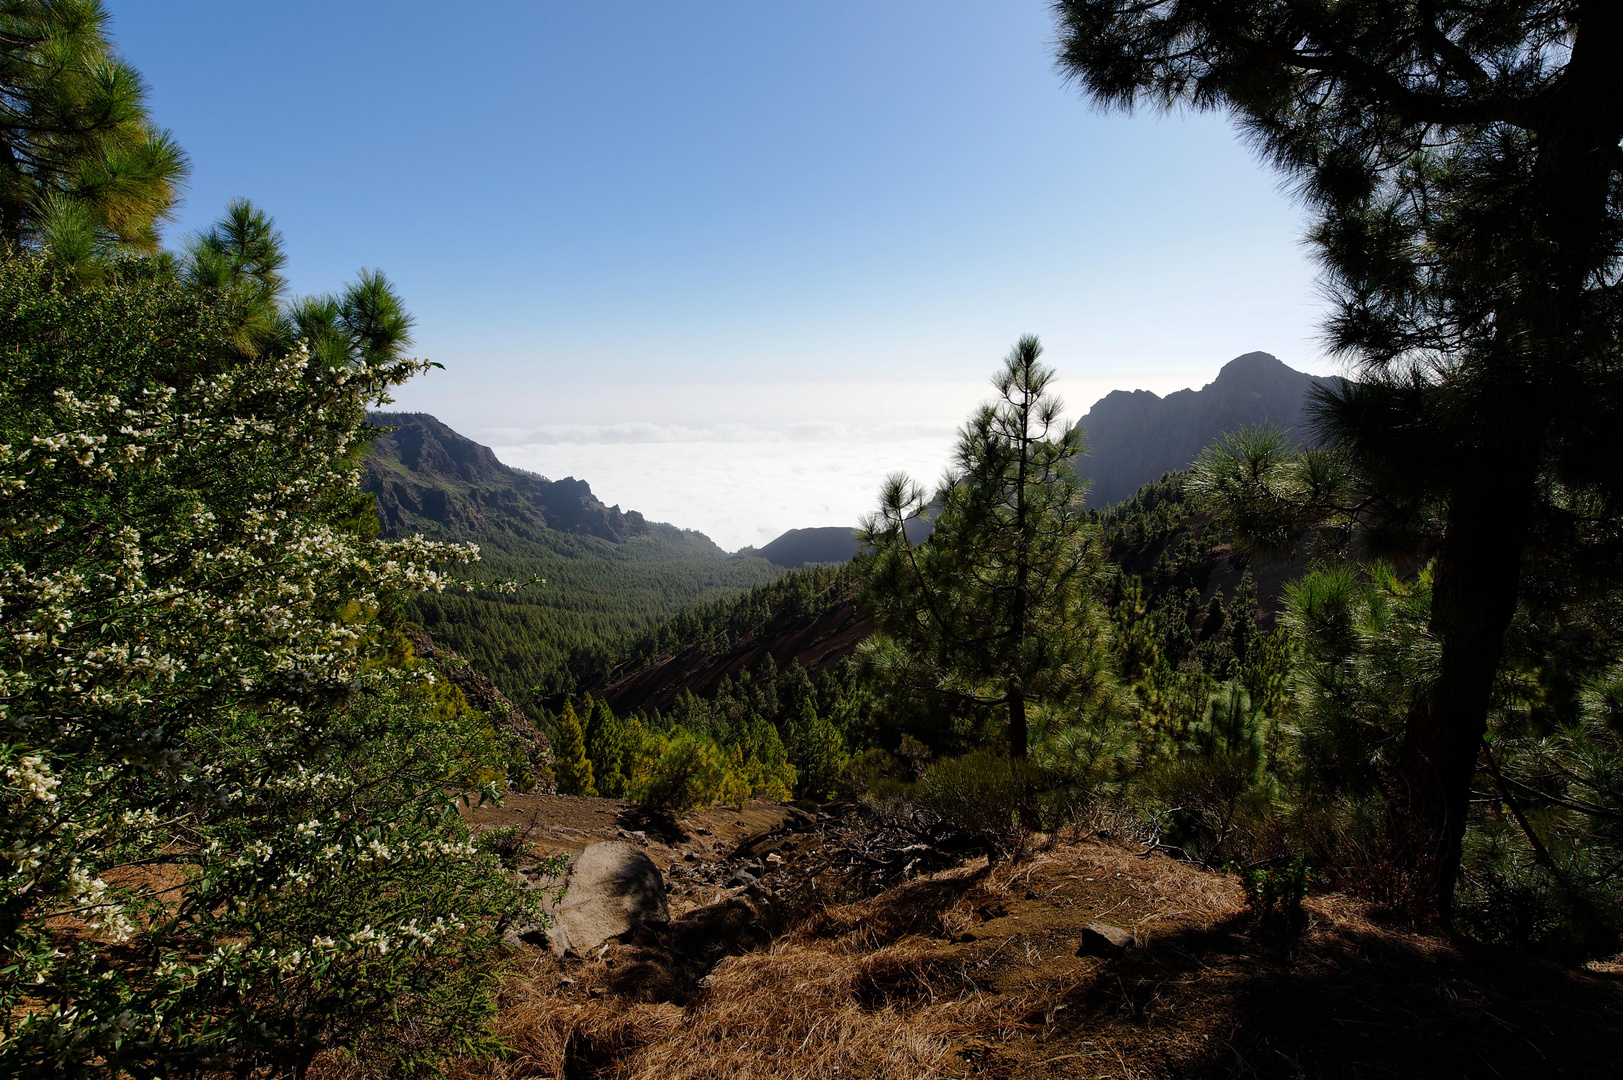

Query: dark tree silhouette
[1054,1,1623,916]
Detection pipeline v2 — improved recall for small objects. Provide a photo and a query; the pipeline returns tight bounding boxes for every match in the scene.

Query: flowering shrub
[0,258,528,1077]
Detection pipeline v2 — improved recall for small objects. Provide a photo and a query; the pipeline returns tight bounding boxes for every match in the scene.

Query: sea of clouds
[388,363,1243,552]
[477,386,975,552]
[490,421,950,552]
[467,378,1127,552]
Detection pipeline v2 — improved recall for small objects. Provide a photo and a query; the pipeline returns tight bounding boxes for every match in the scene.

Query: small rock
[1076,921,1134,957]
[766,852,783,864]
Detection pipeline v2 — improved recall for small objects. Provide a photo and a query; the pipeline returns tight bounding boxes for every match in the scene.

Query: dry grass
[471,940,1020,1080]
[454,842,1251,1080]
[464,863,1037,1080]
[789,859,1007,952]
[456,832,1623,1080]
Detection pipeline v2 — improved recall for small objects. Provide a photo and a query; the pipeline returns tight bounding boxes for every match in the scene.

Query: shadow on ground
[1015,908,1622,1078]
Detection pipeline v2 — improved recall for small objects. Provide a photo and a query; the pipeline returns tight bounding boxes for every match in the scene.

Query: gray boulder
[544,841,669,957]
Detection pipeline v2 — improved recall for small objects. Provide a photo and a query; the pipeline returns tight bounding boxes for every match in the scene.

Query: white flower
[8,755,61,804]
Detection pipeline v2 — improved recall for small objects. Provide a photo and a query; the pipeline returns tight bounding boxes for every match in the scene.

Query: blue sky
[111,1,1333,549]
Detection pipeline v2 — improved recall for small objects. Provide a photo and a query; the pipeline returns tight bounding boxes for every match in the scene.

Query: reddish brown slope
[600,599,872,716]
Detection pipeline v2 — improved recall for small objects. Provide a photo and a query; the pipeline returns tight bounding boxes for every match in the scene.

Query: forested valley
[361,411,784,715]
[4,3,1622,1079]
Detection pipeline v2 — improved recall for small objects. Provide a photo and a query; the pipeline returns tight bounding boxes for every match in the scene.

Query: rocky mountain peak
[1074,352,1338,507]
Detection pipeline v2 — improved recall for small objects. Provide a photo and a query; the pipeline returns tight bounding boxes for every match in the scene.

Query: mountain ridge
[365,411,721,551]
[1074,351,1340,507]
[360,412,782,712]
[742,352,1336,556]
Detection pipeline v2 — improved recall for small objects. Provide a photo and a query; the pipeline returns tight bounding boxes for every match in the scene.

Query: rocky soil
[456,795,1623,1080]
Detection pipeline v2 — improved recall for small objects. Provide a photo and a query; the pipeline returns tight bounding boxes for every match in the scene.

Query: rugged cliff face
[1074,352,1339,507]
[364,412,651,543]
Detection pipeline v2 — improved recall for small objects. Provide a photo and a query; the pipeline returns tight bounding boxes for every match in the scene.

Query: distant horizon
[379,347,1332,553]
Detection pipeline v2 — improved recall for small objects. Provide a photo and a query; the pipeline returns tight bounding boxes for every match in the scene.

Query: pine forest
[4,3,1622,1078]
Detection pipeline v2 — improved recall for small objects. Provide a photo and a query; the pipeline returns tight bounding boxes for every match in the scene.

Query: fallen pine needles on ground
[450,828,1623,1080]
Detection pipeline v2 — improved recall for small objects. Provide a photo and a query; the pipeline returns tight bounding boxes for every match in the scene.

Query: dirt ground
[456,796,1623,1080]
[465,792,820,916]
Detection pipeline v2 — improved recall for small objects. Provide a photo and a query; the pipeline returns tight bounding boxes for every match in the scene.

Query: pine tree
[1199,591,1226,643]
[182,199,287,353]
[1055,0,1623,918]
[1112,579,1162,684]
[584,695,628,797]
[860,336,1113,759]
[1159,588,1197,667]
[552,701,597,797]
[1196,589,1236,679]
[0,1,188,254]
[787,699,845,801]
[780,661,818,723]
[1229,571,1259,670]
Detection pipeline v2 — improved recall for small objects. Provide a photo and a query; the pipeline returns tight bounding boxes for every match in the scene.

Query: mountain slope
[578,470,1320,722]
[1075,351,1339,507]
[585,565,868,716]
[745,518,936,569]
[365,412,659,544]
[363,413,782,711]
[750,526,862,568]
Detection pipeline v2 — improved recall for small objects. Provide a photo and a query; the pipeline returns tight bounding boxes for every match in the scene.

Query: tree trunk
[1008,676,1027,760]
[1397,451,1536,918]
[1397,3,1623,922]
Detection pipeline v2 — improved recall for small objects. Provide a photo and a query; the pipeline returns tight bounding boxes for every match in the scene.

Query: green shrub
[628,731,735,813]
[915,749,1044,859]
[1143,750,1284,865]
[1239,859,1309,933]
[474,824,532,870]
[0,254,526,1077]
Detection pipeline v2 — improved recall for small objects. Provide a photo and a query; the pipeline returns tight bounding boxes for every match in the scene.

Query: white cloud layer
[451,379,1014,552]
[397,361,1332,553]
[491,426,956,553]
